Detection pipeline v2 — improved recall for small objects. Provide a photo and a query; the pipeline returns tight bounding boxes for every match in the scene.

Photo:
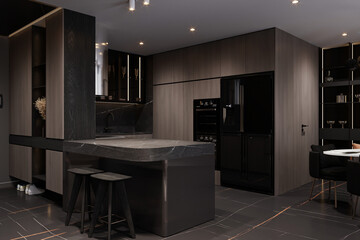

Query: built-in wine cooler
[194,98,221,170]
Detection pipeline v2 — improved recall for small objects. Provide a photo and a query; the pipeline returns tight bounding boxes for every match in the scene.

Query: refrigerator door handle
[223,108,227,124]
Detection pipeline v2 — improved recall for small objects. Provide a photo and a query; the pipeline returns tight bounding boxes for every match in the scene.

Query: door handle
[301,124,308,136]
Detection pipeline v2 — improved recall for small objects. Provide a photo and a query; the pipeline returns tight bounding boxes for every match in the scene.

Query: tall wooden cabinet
[152,28,319,195]
[9,9,95,195]
[9,28,32,136]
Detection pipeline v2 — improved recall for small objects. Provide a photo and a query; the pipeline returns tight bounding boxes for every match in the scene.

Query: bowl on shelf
[338,120,347,128]
[326,120,335,128]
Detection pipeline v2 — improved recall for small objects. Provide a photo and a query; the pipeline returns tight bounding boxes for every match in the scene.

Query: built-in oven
[194,98,220,170]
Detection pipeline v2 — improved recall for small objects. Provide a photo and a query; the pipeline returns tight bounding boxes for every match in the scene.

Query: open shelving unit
[31,26,46,185]
[320,42,360,148]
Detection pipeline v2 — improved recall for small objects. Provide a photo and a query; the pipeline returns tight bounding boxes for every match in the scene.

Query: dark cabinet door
[106,50,144,102]
[220,134,273,194]
[220,134,244,173]
[108,50,127,101]
[221,79,243,133]
[244,134,273,193]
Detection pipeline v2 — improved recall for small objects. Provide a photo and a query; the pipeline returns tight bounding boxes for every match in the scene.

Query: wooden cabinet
[153,79,220,140]
[9,28,32,136]
[245,29,275,73]
[153,84,173,139]
[195,41,221,80]
[9,144,32,182]
[194,79,220,99]
[153,52,173,85]
[183,82,194,141]
[46,150,63,194]
[220,36,246,77]
[105,50,144,102]
[171,83,184,140]
[9,9,95,191]
[46,10,64,139]
[172,50,184,83]
[153,84,184,140]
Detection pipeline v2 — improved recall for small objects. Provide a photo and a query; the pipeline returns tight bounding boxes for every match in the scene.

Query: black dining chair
[309,144,347,208]
[347,161,360,218]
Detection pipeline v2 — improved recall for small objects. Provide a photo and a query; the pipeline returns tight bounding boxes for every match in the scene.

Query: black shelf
[320,128,350,140]
[32,63,46,68]
[322,102,351,105]
[320,80,351,87]
[33,85,45,89]
[323,66,349,71]
[353,80,360,85]
[33,174,46,181]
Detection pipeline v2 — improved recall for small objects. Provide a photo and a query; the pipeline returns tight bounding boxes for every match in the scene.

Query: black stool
[88,172,135,240]
[65,167,104,233]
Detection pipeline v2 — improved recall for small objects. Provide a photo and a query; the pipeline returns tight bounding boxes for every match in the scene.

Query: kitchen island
[63,135,215,237]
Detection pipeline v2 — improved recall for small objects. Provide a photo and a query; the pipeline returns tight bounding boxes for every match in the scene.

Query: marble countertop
[63,135,214,162]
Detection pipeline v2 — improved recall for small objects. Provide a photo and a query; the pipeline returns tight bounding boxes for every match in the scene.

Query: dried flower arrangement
[34,97,46,120]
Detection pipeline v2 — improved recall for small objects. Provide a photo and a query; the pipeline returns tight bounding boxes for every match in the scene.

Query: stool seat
[68,167,103,175]
[91,172,131,182]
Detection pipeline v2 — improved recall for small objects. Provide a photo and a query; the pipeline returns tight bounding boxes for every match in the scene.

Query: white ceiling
[38,0,360,56]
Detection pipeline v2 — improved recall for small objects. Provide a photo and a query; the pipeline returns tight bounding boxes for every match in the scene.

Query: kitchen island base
[63,150,214,237]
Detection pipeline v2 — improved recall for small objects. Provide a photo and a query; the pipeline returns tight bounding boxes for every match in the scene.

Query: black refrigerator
[220,72,274,194]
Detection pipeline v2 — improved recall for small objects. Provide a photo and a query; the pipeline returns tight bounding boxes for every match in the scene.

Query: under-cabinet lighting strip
[321,48,324,146]
[127,54,130,101]
[9,7,62,37]
[139,57,141,101]
[352,44,354,132]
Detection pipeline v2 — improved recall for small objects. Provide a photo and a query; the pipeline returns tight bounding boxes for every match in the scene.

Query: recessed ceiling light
[143,0,150,6]
[342,32,348,37]
[190,27,196,32]
[139,41,144,46]
[292,0,299,4]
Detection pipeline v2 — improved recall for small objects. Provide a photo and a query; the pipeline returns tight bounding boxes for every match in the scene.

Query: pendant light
[143,0,150,5]
[129,0,135,11]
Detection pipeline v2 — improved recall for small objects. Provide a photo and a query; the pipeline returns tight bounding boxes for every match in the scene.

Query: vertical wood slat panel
[153,84,173,139]
[274,29,319,195]
[274,30,295,195]
[183,82,194,141]
[9,28,32,136]
[46,10,64,139]
[46,150,63,194]
[63,9,96,140]
[9,144,32,183]
[220,36,246,77]
[245,29,275,74]
[153,79,220,141]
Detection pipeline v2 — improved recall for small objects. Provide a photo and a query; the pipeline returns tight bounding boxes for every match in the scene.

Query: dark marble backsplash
[96,101,153,135]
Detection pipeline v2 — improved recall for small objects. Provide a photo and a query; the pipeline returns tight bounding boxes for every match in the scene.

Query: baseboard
[0,180,19,189]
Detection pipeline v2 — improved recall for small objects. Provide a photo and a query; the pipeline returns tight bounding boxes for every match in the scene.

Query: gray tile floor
[1,180,360,240]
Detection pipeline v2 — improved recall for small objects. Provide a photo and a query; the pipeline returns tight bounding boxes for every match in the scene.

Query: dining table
[323,149,360,158]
